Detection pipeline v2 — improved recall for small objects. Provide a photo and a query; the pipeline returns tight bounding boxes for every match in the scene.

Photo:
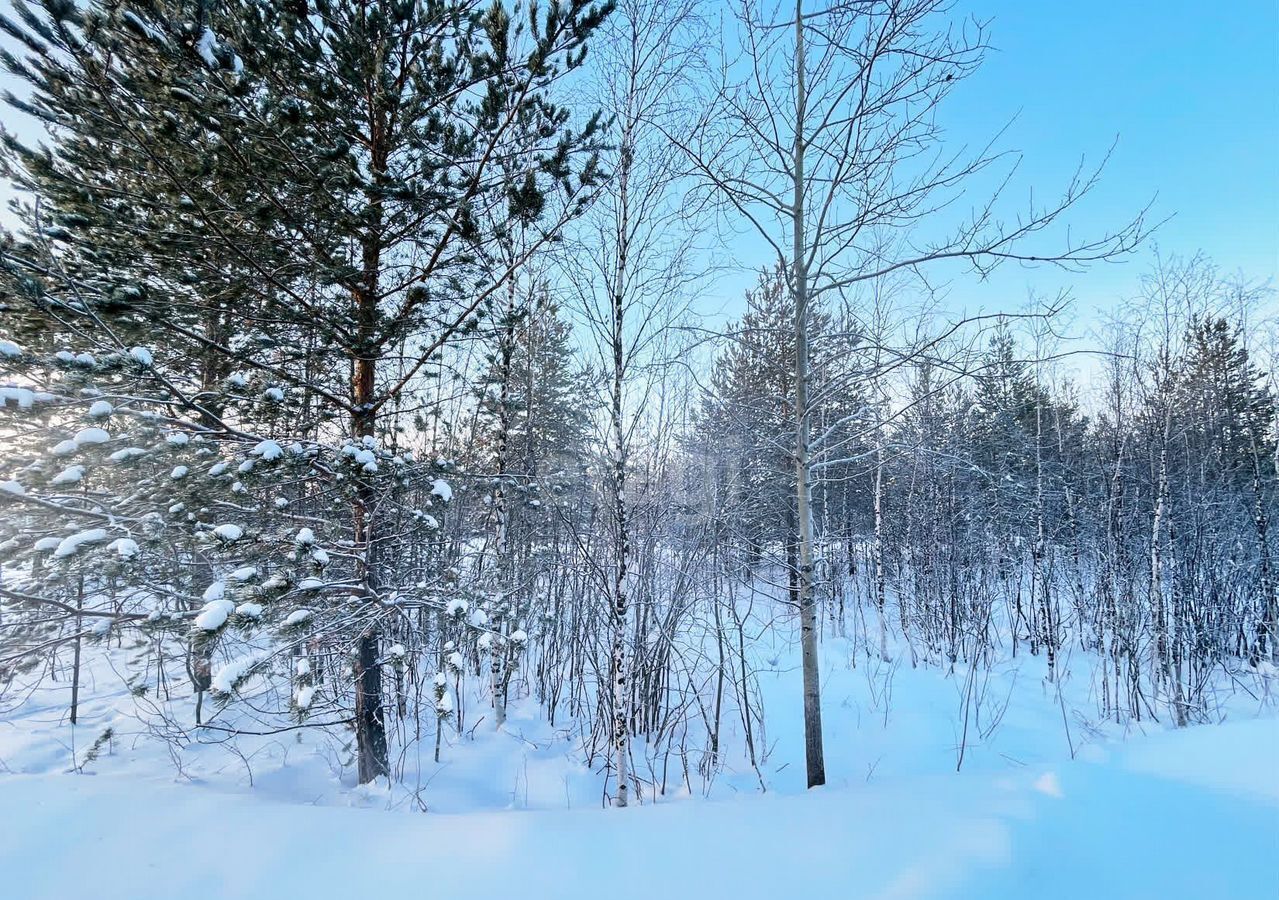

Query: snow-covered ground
[1,717,1274,899]
[1,629,1275,898]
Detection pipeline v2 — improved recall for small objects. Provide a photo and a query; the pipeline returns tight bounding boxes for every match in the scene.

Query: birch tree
[674,0,1146,787]
[563,0,703,806]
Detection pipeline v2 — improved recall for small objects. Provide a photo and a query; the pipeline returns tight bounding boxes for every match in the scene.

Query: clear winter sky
[697,0,1279,356]
[1,0,1276,361]
[940,0,1279,303]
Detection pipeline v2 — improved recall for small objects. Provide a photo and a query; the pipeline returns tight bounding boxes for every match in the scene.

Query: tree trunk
[792,0,825,789]
[1249,427,1277,665]
[1150,440,1170,719]
[351,281,389,783]
[874,434,888,662]
[354,628,388,784]
[70,575,83,725]
[609,121,635,808]
[1034,397,1056,682]
[490,283,518,729]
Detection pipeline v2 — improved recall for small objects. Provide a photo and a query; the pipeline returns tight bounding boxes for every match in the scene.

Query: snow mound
[251,440,284,461]
[109,538,140,559]
[212,524,244,542]
[74,427,110,445]
[211,652,266,693]
[431,479,453,503]
[53,528,108,558]
[108,447,148,463]
[0,387,37,409]
[50,465,85,486]
[194,598,236,631]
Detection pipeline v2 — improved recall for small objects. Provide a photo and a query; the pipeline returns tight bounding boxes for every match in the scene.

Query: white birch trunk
[792,0,825,789]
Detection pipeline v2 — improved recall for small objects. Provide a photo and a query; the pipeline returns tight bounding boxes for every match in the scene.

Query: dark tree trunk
[354,628,389,784]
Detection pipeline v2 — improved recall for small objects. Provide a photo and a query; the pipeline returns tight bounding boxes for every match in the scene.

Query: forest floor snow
[0,717,1275,899]
[0,631,1276,898]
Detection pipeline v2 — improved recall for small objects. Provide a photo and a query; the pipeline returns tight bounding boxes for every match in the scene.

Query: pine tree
[1,0,613,782]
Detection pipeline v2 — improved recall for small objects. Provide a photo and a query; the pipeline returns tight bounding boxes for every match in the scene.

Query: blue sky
[696,0,1278,344]
[947,0,1278,305]
[2,0,1275,347]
